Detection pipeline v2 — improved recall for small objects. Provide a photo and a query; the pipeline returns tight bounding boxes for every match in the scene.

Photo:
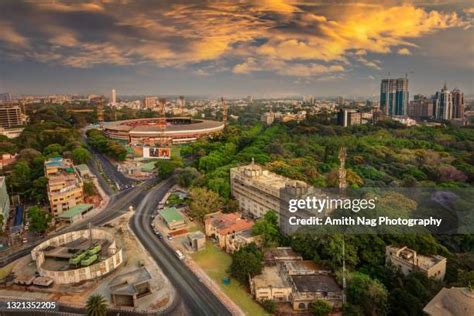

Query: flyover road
[0,178,151,267]
[0,145,147,267]
[131,178,233,316]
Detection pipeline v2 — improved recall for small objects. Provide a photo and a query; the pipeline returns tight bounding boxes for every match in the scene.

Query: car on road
[167,234,173,240]
[175,250,185,260]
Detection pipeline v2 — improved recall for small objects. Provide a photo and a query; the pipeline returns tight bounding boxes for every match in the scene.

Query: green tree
[346,272,388,316]
[85,294,108,316]
[28,206,52,233]
[176,167,201,187]
[43,143,64,156]
[83,181,97,197]
[10,161,31,196]
[189,187,224,222]
[72,147,91,164]
[310,299,332,316]
[230,243,263,284]
[261,299,276,314]
[31,176,48,204]
[252,210,280,247]
[156,157,184,179]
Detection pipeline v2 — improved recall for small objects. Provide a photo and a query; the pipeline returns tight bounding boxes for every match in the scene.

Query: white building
[386,246,446,281]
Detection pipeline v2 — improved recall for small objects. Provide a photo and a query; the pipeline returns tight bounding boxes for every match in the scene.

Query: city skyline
[0,1,473,97]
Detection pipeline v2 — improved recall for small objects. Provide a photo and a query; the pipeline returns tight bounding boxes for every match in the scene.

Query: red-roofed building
[204,212,255,250]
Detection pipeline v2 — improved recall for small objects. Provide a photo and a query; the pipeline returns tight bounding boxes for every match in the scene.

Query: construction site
[0,213,174,313]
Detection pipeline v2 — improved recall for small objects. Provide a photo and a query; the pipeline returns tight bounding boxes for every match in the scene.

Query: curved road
[131,178,232,316]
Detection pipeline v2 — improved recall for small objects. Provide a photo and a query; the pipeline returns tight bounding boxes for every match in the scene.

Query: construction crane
[221,97,228,124]
[155,98,171,159]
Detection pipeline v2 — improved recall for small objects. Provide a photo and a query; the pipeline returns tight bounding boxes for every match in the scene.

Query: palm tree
[86,294,108,316]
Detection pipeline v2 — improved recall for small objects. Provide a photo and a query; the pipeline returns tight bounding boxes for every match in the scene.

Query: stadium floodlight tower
[155,98,171,159]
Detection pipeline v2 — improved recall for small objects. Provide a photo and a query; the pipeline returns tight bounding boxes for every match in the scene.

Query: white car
[175,250,185,260]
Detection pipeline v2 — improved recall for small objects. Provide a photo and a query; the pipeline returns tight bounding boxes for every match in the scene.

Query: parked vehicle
[175,250,185,260]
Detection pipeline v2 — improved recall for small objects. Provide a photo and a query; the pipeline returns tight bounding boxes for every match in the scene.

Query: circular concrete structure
[103,117,225,144]
[31,229,123,284]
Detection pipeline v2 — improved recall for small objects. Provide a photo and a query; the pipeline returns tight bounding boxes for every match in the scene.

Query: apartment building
[0,105,22,128]
[386,245,447,281]
[230,161,323,222]
[45,157,84,216]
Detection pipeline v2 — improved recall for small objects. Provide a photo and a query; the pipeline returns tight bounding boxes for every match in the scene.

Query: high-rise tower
[451,88,464,119]
[433,83,453,120]
[380,78,409,116]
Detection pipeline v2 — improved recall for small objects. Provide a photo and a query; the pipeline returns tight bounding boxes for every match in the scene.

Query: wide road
[0,179,152,266]
[131,178,233,316]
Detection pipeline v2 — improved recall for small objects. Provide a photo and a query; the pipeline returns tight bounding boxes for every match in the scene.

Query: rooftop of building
[205,212,254,235]
[252,265,291,289]
[45,157,77,174]
[58,204,93,219]
[109,267,152,296]
[231,162,308,192]
[188,231,205,240]
[283,260,330,275]
[387,245,446,269]
[160,207,184,224]
[75,164,91,172]
[423,287,474,316]
[264,247,303,262]
[292,275,342,293]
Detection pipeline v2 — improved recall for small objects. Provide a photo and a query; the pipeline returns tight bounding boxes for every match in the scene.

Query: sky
[0,0,473,98]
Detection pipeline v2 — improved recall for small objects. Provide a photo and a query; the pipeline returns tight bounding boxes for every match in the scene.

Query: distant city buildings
[144,96,157,109]
[451,88,465,119]
[260,111,306,126]
[44,157,84,217]
[0,93,12,103]
[0,177,10,230]
[392,116,417,126]
[433,83,453,120]
[386,245,446,281]
[380,78,409,116]
[409,94,433,119]
[337,109,362,127]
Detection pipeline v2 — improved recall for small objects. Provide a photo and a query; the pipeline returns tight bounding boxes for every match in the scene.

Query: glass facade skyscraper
[380,78,409,116]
